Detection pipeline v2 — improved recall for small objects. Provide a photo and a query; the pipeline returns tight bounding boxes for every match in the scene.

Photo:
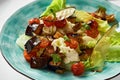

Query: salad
[16,0,120,76]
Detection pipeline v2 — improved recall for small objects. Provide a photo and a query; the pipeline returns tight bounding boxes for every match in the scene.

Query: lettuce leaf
[90,25,120,71]
[106,45,120,62]
[40,0,66,16]
[94,18,110,34]
[16,34,31,49]
[105,28,120,62]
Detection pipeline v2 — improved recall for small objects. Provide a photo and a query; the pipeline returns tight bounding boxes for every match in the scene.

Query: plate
[0,0,120,80]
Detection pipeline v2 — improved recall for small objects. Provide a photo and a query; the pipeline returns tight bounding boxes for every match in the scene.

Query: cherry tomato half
[71,62,85,76]
[23,50,36,62]
[42,16,54,27]
[29,18,40,25]
[43,20,54,27]
[54,19,67,28]
[39,38,50,48]
[86,20,99,38]
[65,38,79,49]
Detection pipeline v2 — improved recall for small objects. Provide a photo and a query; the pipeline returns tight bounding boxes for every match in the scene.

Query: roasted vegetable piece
[67,16,76,23]
[105,14,115,22]
[30,56,48,68]
[25,24,43,36]
[68,33,83,44]
[56,7,76,20]
[53,31,63,39]
[47,61,64,73]
[94,6,106,20]
[25,25,34,36]
[43,46,55,57]
[79,48,93,61]
[93,6,115,22]
[73,22,81,32]
[34,24,44,35]
[24,36,40,53]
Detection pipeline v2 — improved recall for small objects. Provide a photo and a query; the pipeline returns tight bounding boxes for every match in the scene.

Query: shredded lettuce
[40,0,66,16]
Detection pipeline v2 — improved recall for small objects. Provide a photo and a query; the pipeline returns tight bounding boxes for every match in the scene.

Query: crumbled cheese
[51,38,66,51]
[63,47,80,64]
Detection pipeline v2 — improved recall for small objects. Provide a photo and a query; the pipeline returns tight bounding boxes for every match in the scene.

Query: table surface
[0,0,120,80]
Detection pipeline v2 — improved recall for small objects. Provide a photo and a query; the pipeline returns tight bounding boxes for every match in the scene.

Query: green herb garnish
[82,23,90,30]
[51,54,61,64]
[50,9,56,18]
[63,35,70,41]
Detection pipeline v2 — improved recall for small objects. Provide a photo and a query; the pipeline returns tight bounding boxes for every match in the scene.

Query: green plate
[0,0,120,80]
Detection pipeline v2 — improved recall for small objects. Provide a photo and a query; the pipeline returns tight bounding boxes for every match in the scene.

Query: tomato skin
[71,62,85,76]
[86,29,99,38]
[39,38,50,48]
[43,20,54,27]
[24,50,31,62]
[23,50,36,62]
[54,19,67,28]
[65,38,78,49]
[42,15,67,28]
[42,16,54,27]
[89,20,98,29]
[86,20,99,38]
[29,18,40,25]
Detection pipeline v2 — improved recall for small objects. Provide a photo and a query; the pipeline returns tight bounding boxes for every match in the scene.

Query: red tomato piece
[39,38,50,48]
[86,20,99,38]
[54,19,67,28]
[43,20,54,27]
[65,38,78,49]
[24,50,31,62]
[89,20,98,29]
[71,62,85,76]
[23,50,36,62]
[65,41,70,47]
[29,18,40,25]
[42,16,54,27]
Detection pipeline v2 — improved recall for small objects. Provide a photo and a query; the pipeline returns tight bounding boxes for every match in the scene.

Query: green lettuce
[40,0,66,16]
[16,34,31,49]
[105,29,120,62]
[90,25,120,71]
[94,18,110,34]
